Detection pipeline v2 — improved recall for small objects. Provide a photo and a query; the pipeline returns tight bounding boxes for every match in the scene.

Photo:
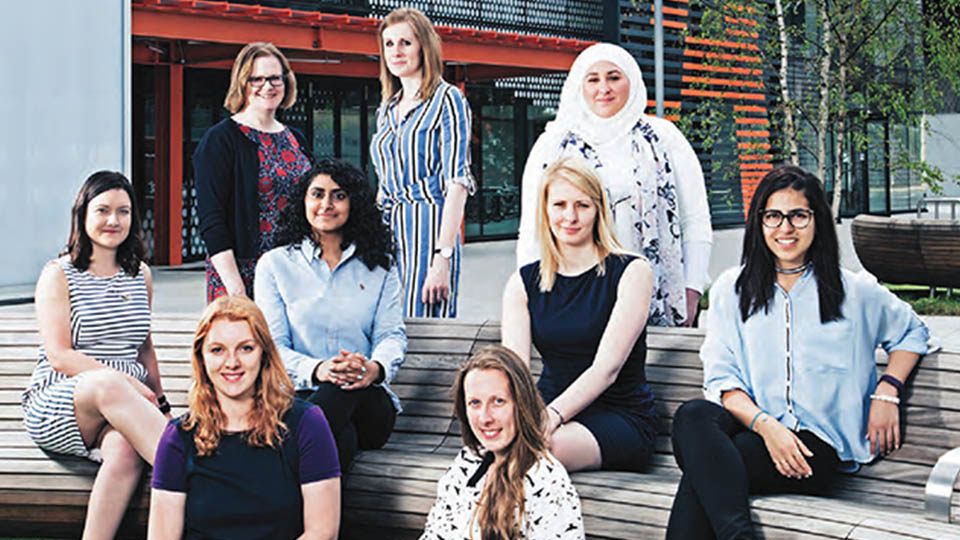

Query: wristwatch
[434,246,454,260]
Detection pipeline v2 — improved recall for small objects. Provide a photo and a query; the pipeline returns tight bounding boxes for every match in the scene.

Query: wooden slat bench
[2,314,960,539]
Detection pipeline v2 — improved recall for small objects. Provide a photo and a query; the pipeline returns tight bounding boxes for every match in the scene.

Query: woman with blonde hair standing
[502,157,658,473]
[421,345,584,539]
[370,7,475,318]
[194,42,313,301]
[149,295,340,539]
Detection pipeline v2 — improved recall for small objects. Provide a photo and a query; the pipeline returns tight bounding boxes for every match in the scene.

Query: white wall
[0,0,130,286]
[924,113,960,198]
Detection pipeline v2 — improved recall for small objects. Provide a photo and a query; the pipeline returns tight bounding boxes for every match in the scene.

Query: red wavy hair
[183,295,295,456]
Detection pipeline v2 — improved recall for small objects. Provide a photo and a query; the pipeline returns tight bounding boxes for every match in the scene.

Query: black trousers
[666,399,841,540]
[302,383,396,473]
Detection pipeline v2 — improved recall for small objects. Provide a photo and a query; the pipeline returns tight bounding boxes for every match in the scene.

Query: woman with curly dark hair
[255,158,406,471]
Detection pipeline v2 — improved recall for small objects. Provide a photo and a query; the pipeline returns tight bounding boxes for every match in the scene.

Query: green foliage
[885,284,960,315]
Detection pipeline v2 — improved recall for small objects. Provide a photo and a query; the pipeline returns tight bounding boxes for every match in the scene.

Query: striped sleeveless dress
[21,257,151,459]
[369,81,475,318]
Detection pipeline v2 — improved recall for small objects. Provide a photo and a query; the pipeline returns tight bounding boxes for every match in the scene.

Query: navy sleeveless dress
[520,254,657,471]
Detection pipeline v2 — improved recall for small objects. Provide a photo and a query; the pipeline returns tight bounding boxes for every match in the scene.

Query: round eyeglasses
[247,75,286,88]
[761,209,813,229]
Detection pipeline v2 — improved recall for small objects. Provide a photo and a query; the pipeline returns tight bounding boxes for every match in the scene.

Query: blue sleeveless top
[520,254,655,416]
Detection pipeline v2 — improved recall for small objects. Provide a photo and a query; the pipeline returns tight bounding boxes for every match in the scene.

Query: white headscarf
[544,43,649,146]
[534,42,688,326]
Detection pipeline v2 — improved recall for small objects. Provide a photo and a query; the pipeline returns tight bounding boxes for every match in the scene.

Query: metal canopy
[132,0,592,79]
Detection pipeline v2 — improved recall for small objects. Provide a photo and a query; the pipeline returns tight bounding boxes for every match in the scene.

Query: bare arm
[36,262,115,376]
[299,477,340,540]
[547,260,652,424]
[139,265,165,398]
[867,349,921,455]
[422,183,469,305]
[147,489,186,540]
[500,271,531,366]
[209,249,246,297]
[722,389,813,479]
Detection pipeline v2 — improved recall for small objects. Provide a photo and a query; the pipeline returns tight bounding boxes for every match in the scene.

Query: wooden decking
[2,314,960,538]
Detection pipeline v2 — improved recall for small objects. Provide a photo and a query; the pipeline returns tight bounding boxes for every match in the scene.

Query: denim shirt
[701,266,929,464]
[254,239,406,412]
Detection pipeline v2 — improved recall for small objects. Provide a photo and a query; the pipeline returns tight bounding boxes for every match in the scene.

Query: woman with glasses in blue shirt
[255,158,406,471]
[666,166,930,539]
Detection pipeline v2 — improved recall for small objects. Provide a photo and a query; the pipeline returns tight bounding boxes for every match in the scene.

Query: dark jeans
[666,399,841,540]
[302,383,396,473]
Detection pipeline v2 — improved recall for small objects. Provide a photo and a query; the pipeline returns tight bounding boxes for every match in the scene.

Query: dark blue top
[193,118,313,259]
[520,254,655,416]
[151,398,340,540]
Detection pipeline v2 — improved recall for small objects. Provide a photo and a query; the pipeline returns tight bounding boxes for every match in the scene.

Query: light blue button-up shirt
[254,239,407,412]
[702,266,930,464]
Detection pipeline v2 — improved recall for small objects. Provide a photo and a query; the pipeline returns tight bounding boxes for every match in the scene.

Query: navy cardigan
[193,118,312,259]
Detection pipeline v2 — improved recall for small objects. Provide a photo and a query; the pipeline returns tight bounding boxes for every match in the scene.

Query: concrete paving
[0,223,955,350]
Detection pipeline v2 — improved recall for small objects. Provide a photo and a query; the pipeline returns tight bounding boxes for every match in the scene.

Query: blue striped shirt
[370,80,475,206]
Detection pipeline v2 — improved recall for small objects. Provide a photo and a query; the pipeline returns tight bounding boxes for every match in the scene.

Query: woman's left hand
[867,386,901,455]
[421,256,451,306]
[330,350,380,391]
[682,288,701,327]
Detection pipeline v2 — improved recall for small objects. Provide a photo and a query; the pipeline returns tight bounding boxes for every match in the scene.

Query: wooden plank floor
[3,314,960,539]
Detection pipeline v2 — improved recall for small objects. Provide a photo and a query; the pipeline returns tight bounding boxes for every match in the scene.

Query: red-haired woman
[148,296,340,540]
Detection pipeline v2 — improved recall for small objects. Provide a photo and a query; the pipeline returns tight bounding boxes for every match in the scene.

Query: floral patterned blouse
[205,123,310,301]
[420,447,585,540]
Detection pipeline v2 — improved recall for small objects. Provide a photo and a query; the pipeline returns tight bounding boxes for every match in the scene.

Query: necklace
[776,262,810,275]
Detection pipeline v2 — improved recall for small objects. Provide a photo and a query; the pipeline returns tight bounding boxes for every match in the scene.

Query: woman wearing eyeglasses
[665,166,930,539]
[194,42,313,302]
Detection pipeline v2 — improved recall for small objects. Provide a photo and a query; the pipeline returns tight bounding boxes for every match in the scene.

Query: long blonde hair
[183,296,295,456]
[536,157,624,291]
[452,346,547,540]
[223,42,297,113]
[377,7,443,104]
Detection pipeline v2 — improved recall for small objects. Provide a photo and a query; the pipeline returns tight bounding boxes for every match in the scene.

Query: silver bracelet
[870,393,901,406]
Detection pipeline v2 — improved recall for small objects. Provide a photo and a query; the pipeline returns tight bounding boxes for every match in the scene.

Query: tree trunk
[816,0,832,184]
[776,0,799,165]
[831,37,848,219]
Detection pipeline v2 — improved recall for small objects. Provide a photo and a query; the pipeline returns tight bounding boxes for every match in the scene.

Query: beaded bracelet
[879,374,904,395]
[870,393,901,406]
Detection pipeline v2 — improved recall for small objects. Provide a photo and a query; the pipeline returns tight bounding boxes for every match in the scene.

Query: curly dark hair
[736,165,844,323]
[275,158,395,271]
[64,170,146,276]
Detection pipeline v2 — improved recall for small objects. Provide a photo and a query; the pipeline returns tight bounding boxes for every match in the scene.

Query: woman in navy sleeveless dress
[502,157,658,473]
[22,171,170,538]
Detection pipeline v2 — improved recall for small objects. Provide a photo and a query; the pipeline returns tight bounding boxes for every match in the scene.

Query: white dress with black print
[420,447,585,540]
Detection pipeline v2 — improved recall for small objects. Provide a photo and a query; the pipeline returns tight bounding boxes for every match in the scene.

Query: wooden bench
[2,314,960,539]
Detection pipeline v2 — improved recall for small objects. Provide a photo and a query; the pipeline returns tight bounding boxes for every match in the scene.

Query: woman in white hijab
[516,43,712,327]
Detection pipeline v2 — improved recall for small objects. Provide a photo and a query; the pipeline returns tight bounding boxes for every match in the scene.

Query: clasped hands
[314,350,381,391]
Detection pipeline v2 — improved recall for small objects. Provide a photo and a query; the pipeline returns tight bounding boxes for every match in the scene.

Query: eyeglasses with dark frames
[761,209,814,229]
[247,74,286,88]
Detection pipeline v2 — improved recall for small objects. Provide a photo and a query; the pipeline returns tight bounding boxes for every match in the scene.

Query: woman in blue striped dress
[22,171,170,539]
[370,7,475,318]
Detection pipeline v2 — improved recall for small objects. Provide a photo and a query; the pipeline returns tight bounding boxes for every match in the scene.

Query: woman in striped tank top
[22,171,170,539]
[370,7,475,318]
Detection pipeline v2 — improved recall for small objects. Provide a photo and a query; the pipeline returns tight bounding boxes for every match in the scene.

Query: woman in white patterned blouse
[421,345,584,540]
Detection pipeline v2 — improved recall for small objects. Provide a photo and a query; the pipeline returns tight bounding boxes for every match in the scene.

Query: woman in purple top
[148,296,340,540]
[194,42,312,302]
